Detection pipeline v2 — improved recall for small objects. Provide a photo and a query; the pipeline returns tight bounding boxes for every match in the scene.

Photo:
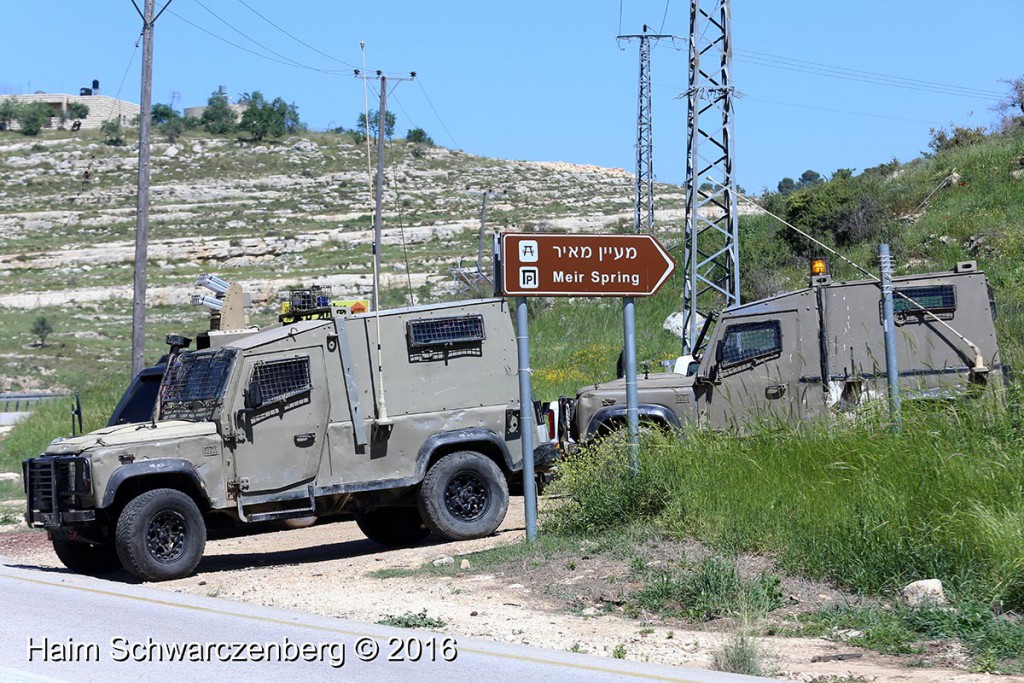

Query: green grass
[628,557,783,621]
[712,632,773,677]
[376,609,446,629]
[787,602,1024,673]
[548,391,1024,609]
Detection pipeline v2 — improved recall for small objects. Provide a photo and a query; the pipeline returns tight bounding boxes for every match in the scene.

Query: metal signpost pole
[516,297,538,541]
[623,297,640,472]
[879,243,901,429]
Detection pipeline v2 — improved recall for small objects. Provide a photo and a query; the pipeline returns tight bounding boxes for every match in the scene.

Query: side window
[891,284,956,322]
[250,357,312,403]
[720,320,782,368]
[407,314,486,349]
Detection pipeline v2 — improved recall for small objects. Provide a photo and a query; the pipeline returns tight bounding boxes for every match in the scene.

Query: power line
[235,0,359,70]
[168,7,346,74]
[657,0,670,33]
[191,0,347,74]
[416,78,461,151]
[736,48,1004,98]
[742,95,946,126]
[734,54,1003,102]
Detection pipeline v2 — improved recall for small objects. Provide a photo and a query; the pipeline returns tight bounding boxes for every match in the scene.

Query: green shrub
[929,125,988,153]
[16,102,53,136]
[100,119,126,146]
[67,102,89,120]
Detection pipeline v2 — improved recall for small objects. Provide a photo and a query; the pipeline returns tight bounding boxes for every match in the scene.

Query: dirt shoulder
[1,498,1019,683]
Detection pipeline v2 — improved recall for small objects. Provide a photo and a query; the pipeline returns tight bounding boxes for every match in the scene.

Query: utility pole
[617,25,673,235]
[130,0,172,376]
[463,189,506,281]
[355,69,415,311]
[681,0,740,354]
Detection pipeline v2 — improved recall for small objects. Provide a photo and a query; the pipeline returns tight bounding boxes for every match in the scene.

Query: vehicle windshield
[158,349,236,422]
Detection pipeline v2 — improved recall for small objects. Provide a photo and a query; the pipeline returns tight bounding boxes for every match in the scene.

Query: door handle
[294,432,317,446]
[765,384,786,399]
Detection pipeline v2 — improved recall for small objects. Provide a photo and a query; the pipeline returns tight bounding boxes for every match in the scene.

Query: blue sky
[2,1,1020,193]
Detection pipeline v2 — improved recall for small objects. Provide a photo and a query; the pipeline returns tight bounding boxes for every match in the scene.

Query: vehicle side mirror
[715,339,724,364]
[246,380,264,410]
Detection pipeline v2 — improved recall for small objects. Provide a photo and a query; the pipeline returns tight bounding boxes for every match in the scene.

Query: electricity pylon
[681,0,740,354]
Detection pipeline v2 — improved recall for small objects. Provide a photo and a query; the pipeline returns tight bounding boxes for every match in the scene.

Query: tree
[356,109,395,140]
[238,91,300,141]
[200,90,237,135]
[151,103,180,125]
[777,177,796,195]
[31,316,53,346]
[996,76,1024,131]
[796,170,823,189]
[16,101,53,136]
[150,103,185,143]
[67,102,89,120]
[0,97,19,131]
[406,127,433,146]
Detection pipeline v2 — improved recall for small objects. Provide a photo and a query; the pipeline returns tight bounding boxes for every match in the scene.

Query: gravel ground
[1,498,1020,683]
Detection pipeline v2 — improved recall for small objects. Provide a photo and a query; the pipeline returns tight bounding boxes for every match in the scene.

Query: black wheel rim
[443,471,489,522]
[146,510,187,563]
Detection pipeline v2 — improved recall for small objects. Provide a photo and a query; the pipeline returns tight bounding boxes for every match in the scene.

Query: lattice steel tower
[682,0,740,353]
[619,25,671,234]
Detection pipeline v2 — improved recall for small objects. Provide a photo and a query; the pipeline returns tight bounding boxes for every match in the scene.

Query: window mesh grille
[407,315,486,348]
[159,349,235,422]
[893,285,956,313]
[251,357,312,403]
[721,321,781,367]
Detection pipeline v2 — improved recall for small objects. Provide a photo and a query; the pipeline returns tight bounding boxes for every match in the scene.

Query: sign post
[501,233,675,536]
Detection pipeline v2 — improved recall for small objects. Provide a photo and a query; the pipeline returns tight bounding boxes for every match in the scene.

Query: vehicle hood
[44,421,218,455]
[577,372,696,397]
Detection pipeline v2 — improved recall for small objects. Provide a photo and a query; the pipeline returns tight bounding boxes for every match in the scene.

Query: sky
[2,1,1021,193]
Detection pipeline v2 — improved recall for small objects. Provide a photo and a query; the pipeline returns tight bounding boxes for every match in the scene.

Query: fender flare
[99,459,209,509]
[584,404,681,440]
[415,428,517,480]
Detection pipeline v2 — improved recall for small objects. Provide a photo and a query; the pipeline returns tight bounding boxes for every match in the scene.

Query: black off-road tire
[51,536,122,576]
[115,488,206,582]
[417,451,509,541]
[356,507,430,547]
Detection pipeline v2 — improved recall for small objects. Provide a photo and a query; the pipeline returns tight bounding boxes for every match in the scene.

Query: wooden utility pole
[130,0,166,376]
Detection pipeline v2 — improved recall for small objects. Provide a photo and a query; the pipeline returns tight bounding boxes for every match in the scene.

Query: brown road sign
[501,233,676,297]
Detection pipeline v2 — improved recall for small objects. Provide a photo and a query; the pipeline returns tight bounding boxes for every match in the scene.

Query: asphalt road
[0,560,778,683]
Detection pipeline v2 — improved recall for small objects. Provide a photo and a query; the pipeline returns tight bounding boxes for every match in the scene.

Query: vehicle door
[232,348,329,495]
[699,311,810,430]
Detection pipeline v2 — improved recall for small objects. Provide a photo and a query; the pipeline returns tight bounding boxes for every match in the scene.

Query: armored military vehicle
[569,261,1006,441]
[25,297,545,582]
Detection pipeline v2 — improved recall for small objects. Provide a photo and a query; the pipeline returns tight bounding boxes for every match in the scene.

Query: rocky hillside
[0,129,747,392]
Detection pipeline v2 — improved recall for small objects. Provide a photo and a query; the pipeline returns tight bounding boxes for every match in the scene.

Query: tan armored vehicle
[569,261,1007,440]
[25,298,545,582]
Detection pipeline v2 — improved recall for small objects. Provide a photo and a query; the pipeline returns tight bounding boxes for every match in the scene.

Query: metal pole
[623,297,640,472]
[477,192,488,274]
[131,0,155,377]
[516,297,537,541]
[879,243,901,428]
[372,75,387,308]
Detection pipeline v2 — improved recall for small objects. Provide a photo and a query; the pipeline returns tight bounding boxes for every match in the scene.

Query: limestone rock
[902,579,946,606]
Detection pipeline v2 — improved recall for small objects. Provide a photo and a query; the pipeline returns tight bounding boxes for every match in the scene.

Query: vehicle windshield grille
[159,349,236,422]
